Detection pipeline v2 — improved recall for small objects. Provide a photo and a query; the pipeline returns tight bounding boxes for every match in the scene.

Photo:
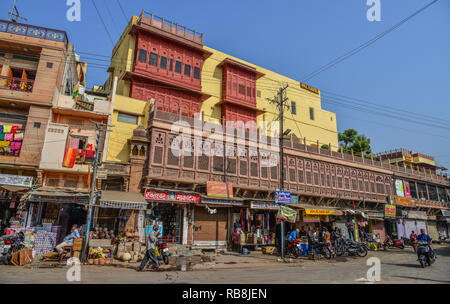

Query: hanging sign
[384,205,396,218]
[275,190,291,204]
[276,205,297,223]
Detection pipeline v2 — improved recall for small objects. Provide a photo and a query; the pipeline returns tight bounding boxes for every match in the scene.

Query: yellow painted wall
[201,46,338,150]
[106,95,149,162]
[105,15,339,161]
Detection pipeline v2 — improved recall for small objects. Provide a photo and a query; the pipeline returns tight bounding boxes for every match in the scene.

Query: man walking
[138,225,160,272]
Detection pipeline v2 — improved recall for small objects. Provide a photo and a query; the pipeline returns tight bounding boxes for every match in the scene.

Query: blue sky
[2,0,449,170]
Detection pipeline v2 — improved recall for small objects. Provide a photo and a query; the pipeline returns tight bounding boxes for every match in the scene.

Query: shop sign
[407,210,427,220]
[144,189,200,203]
[304,208,336,216]
[384,205,396,218]
[275,191,291,204]
[276,205,297,223]
[201,197,245,207]
[367,211,384,219]
[302,211,320,223]
[250,201,280,210]
[290,195,299,204]
[300,83,319,94]
[0,174,33,187]
[392,196,415,207]
[441,210,450,217]
[395,179,405,197]
[206,181,233,198]
[28,195,89,204]
[427,215,437,221]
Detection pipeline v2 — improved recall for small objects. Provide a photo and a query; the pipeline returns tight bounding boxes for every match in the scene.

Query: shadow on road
[382,262,421,269]
[391,275,450,283]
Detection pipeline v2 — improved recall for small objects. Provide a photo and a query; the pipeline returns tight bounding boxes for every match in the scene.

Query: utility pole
[80,121,107,263]
[8,0,27,22]
[268,83,289,259]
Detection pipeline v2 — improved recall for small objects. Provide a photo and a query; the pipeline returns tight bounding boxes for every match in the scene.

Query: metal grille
[227,158,236,174]
[183,155,194,168]
[271,165,278,180]
[64,180,78,188]
[306,172,312,184]
[314,173,319,185]
[261,166,268,179]
[198,154,209,171]
[250,162,258,177]
[213,156,224,172]
[167,149,179,166]
[289,168,296,182]
[337,177,343,188]
[239,160,247,175]
[153,146,163,164]
[298,170,304,183]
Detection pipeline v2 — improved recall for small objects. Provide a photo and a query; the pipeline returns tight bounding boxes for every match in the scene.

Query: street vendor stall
[231,201,280,252]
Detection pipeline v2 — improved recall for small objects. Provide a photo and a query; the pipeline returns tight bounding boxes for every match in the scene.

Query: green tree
[338,129,372,156]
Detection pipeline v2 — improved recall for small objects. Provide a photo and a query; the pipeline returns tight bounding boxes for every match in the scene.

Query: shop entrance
[193,207,227,247]
[146,204,182,244]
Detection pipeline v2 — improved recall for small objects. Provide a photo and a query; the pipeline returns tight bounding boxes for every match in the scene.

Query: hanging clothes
[63,148,77,168]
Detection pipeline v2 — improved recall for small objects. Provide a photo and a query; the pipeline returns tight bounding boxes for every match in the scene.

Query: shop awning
[27,187,89,204]
[441,209,450,217]
[99,190,148,210]
[342,209,369,218]
[0,185,30,192]
[289,203,343,216]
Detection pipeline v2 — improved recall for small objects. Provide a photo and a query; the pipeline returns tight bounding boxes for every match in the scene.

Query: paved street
[0,245,449,284]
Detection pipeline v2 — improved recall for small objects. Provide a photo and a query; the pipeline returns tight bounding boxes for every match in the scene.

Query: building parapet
[0,19,68,46]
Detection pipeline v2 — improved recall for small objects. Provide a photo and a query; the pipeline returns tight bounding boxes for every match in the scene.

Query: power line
[103,0,121,36]
[300,0,440,81]
[91,0,115,46]
[116,0,128,24]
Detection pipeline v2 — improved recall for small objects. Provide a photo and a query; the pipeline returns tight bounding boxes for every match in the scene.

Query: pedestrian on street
[410,230,418,252]
[138,225,160,272]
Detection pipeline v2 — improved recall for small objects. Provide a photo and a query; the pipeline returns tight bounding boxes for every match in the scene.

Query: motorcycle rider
[417,229,435,259]
[287,228,299,244]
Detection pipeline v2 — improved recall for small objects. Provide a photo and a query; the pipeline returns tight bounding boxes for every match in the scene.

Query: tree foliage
[338,129,372,155]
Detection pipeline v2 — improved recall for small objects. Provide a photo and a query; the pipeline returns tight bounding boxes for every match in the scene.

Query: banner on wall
[144,189,200,203]
[403,181,411,198]
[0,174,33,187]
[206,181,233,198]
[395,179,405,197]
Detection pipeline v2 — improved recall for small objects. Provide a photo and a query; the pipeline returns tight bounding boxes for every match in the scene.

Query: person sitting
[55,224,80,255]
[288,228,299,244]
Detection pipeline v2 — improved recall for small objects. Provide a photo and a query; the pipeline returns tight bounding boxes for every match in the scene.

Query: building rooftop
[0,19,68,46]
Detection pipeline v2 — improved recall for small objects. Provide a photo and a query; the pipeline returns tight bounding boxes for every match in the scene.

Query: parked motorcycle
[311,241,332,259]
[402,237,414,247]
[336,239,368,257]
[0,232,25,265]
[417,241,436,268]
[383,235,405,250]
[286,239,301,258]
[435,233,448,244]
[155,240,170,265]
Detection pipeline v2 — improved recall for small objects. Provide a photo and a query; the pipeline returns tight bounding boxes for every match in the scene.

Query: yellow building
[103,12,338,164]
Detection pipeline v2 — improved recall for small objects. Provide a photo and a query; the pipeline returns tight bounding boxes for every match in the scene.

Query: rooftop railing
[147,105,450,186]
[138,11,203,44]
[0,19,68,46]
